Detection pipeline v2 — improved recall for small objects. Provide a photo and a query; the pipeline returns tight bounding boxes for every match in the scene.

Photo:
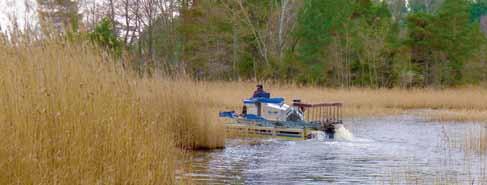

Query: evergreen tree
[405,13,436,86]
[294,0,354,84]
[89,18,122,57]
[434,0,476,85]
[470,0,487,22]
[408,0,444,13]
[406,0,481,86]
[178,0,235,79]
[87,0,487,88]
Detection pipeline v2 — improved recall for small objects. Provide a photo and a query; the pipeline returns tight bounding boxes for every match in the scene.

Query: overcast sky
[0,0,37,32]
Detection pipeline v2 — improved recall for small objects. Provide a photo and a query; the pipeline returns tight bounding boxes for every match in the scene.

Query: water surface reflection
[180,115,487,184]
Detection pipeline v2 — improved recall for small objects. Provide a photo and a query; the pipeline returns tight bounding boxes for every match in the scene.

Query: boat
[219,93,343,140]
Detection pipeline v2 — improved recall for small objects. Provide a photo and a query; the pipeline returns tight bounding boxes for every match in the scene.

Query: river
[179,115,487,184]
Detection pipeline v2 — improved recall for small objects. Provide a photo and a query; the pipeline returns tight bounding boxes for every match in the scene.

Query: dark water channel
[179,115,487,184]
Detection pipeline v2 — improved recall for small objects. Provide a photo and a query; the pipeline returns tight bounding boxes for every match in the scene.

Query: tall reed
[0,40,224,184]
[203,82,487,121]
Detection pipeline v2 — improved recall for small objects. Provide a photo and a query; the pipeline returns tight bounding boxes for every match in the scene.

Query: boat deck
[223,101,343,140]
[225,123,315,140]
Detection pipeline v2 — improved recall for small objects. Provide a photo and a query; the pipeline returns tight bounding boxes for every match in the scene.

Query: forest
[9,0,487,88]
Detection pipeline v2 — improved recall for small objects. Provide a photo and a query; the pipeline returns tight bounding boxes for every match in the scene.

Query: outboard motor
[286,99,304,121]
[220,95,345,140]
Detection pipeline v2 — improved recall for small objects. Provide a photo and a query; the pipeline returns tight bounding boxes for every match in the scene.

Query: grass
[0,40,223,185]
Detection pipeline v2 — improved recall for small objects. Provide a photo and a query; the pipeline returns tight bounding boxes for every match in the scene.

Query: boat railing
[292,102,343,124]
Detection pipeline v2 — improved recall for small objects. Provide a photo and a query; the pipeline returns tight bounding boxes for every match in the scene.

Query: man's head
[256,84,263,90]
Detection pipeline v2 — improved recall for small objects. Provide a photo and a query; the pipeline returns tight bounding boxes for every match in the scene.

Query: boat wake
[310,125,354,141]
[334,125,354,141]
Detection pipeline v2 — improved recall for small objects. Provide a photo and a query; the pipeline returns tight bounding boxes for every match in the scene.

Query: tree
[293,0,354,84]
[386,0,408,23]
[470,0,487,22]
[405,0,480,86]
[352,1,397,87]
[405,13,436,86]
[434,0,476,85]
[37,0,81,34]
[408,0,444,13]
[177,0,235,79]
[68,0,487,87]
[89,18,122,57]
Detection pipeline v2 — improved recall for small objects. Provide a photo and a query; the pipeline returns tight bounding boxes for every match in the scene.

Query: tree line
[33,0,487,88]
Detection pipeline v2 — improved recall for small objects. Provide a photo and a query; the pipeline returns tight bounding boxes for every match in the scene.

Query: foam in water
[310,125,354,141]
[334,125,354,141]
[313,131,327,141]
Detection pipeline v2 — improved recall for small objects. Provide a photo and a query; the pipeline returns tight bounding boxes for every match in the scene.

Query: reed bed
[1,38,486,184]
[206,81,487,157]
[461,126,487,155]
[204,81,487,121]
[416,109,487,122]
[0,40,223,185]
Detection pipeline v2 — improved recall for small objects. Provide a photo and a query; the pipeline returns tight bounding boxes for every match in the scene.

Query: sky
[0,0,417,34]
[0,0,38,32]
[0,0,105,34]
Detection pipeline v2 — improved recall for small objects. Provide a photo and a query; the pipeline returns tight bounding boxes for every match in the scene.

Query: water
[179,115,487,184]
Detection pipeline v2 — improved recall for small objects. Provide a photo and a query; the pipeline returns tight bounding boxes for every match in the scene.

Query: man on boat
[252,84,269,98]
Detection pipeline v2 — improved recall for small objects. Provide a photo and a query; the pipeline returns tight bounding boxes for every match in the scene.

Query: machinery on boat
[219,93,343,139]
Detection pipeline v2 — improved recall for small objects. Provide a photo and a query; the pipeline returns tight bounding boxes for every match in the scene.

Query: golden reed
[202,82,487,121]
[1,37,485,184]
[0,40,223,185]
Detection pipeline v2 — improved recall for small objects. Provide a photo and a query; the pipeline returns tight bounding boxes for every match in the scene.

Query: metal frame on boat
[220,96,343,139]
